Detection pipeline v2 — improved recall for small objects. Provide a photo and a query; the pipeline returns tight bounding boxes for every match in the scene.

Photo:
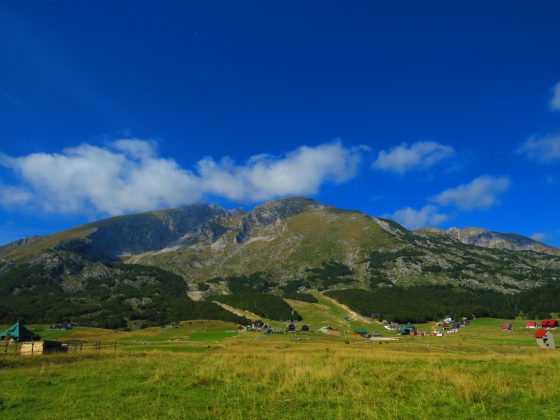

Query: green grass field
[2,313,560,418]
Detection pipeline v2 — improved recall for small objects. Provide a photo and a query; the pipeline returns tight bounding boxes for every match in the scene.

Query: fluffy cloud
[550,82,560,111]
[197,142,362,201]
[0,140,363,215]
[387,205,448,230]
[432,175,511,210]
[517,135,560,164]
[372,141,455,174]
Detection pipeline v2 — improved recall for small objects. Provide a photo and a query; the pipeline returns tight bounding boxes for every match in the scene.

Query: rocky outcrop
[63,204,240,259]
[235,197,323,243]
[416,227,560,256]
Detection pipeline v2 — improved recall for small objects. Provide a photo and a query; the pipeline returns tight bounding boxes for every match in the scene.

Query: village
[2,312,559,355]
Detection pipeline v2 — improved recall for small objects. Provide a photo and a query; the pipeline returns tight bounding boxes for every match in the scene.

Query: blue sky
[1,1,560,245]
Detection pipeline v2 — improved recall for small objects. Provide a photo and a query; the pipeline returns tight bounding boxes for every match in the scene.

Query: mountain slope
[2,197,560,296]
[1,204,241,261]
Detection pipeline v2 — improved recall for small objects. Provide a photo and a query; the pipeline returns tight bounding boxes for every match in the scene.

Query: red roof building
[535,329,548,338]
[525,321,537,328]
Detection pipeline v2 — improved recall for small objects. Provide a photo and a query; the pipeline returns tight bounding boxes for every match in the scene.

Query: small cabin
[541,320,559,328]
[535,329,556,349]
[525,321,537,329]
[20,340,68,356]
[501,323,513,331]
[355,329,367,337]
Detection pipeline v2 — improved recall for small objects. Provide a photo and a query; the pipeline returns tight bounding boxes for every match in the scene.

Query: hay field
[1,318,560,419]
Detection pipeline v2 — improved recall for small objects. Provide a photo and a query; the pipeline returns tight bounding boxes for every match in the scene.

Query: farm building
[501,323,513,331]
[525,321,537,329]
[535,329,556,349]
[20,340,68,356]
[541,320,559,328]
[0,322,38,342]
[355,329,367,337]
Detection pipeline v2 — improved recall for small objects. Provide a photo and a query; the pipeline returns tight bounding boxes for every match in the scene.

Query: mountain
[415,227,560,256]
[2,197,560,297]
[3,196,560,325]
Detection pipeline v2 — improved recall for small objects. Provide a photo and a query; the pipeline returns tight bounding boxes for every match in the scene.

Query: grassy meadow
[2,316,560,419]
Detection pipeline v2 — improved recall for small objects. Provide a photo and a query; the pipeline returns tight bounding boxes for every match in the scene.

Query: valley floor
[1,319,560,419]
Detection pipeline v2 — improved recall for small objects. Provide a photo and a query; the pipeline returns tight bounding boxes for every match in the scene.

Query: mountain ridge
[2,197,560,296]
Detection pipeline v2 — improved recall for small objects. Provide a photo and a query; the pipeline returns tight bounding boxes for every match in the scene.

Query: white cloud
[0,140,363,215]
[387,205,448,230]
[432,175,511,210]
[372,141,455,174]
[197,142,362,201]
[550,82,560,111]
[531,232,547,242]
[517,135,560,164]
[0,183,33,207]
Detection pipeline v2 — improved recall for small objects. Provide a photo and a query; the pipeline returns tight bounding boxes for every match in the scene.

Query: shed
[535,329,556,349]
[525,321,537,329]
[301,324,309,332]
[355,329,367,337]
[20,340,68,356]
[0,322,38,342]
[546,320,559,328]
[501,323,513,331]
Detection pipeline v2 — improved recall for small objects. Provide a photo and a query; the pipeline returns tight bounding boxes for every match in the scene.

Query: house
[0,322,39,342]
[545,320,559,328]
[383,322,399,331]
[535,329,556,349]
[355,329,367,337]
[525,321,537,329]
[501,323,513,331]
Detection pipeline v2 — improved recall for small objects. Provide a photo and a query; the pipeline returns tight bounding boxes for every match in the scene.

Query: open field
[2,317,560,419]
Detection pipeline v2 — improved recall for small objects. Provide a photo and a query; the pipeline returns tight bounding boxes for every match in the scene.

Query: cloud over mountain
[372,141,455,174]
[432,175,511,210]
[387,205,448,230]
[0,140,363,215]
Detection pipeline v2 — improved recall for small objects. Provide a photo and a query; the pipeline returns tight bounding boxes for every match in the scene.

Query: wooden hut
[535,329,556,349]
[525,321,537,329]
[20,340,68,356]
[501,323,513,331]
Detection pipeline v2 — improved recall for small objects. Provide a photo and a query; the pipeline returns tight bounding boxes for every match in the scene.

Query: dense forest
[0,262,248,328]
[326,283,560,323]
[212,293,301,321]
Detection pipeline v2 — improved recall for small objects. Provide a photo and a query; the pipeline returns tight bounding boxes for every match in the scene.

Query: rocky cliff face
[416,227,560,256]
[235,197,324,243]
